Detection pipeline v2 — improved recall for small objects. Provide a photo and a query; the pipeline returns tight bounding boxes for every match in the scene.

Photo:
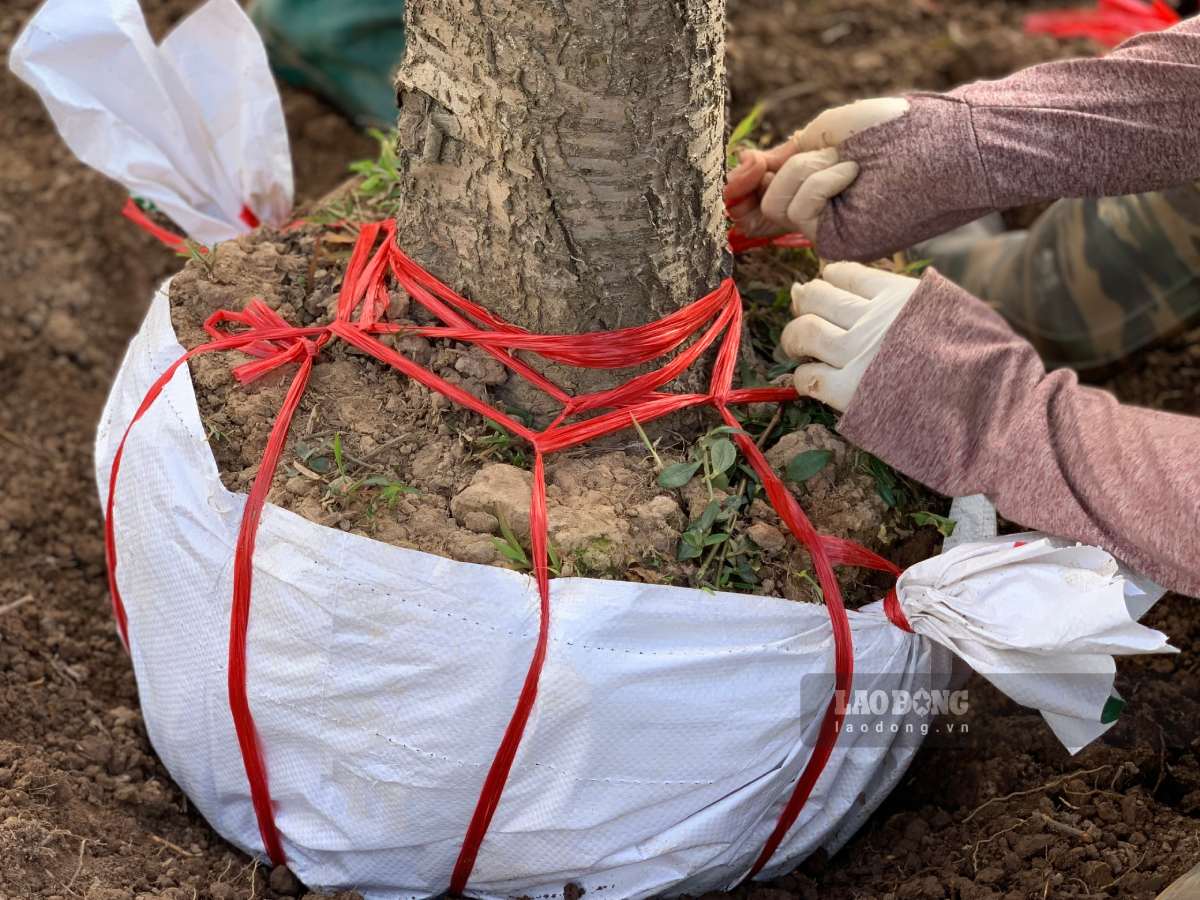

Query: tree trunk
[392,0,728,395]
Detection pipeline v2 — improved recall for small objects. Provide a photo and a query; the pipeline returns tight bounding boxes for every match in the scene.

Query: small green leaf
[875,478,898,509]
[709,438,737,476]
[380,483,419,506]
[659,460,702,488]
[493,537,529,567]
[703,533,730,547]
[492,514,530,570]
[726,101,765,167]
[1101,694,1126,725]
[677,539,704,561]
[910,511,958,538]
[682,529,705,549]
[738,463,762,484]
[786,449,833,483]
[332,434,345,475]
[697,500,722,532]
[859,452,906,509]
[728,102,765,149]
[497,513,522,548]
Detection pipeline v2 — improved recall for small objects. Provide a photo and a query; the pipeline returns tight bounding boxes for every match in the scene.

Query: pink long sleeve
[837,270,1200,598]
[818,17,1200,261]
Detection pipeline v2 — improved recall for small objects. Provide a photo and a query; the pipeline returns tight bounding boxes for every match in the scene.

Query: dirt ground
[1,1,1198,899]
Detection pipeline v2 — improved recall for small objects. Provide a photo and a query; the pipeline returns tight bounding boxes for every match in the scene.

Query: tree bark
[392,0,728,394]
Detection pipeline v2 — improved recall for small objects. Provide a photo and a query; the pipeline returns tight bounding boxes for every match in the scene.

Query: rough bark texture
[392,0,728,394]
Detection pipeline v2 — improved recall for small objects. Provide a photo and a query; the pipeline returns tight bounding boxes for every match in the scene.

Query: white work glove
[781,262,918,411]
[724,97,909,241]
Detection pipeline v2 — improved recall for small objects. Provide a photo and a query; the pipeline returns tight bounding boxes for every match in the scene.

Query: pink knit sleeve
[836,270,1200,598]
[817,17,1200,261]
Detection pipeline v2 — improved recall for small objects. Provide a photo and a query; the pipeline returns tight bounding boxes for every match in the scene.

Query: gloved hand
[781,262,918,411]
[724,98,909,241]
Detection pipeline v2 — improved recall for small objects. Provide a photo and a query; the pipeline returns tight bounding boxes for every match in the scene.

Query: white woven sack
[10,0,293,245]
[94,283,1173,900]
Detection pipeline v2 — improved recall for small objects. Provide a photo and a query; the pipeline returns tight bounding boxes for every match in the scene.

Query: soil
[167,225,932,603]
[2,2,1197,900]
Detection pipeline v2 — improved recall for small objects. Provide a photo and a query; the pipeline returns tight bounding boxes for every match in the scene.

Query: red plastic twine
[121,198,187,250]
[105,219,907,891]
[1024,0,1180,46]
[121,199,262,248]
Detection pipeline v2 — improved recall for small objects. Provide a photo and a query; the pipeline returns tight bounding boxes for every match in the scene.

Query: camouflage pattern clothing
[927,182,1200,371]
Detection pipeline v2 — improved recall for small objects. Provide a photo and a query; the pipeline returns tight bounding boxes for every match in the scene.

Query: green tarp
[249,0,406,126]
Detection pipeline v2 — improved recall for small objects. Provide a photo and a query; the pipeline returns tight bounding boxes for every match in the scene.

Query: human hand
[781,262,918,411]
[723,98,909,241]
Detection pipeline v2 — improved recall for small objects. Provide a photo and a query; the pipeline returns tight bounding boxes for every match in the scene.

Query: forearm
[838,270,1200,597]
[821,18,1200,260]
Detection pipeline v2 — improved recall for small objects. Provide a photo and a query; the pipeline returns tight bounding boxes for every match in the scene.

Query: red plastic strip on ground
[1024,0,1180,46]
[104,220,917,884]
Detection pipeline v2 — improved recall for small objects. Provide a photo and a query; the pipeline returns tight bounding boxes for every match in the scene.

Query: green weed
[179,239,215,277]
[657,425,745,499]
[857,450,917,510]
[310,128,404,225]
[473,421,530,469]
[785,449,832,484]
[492,513,561,575]
[727,102,766,168]
[910,510,957,538]
[900,257,933,276]
[332,433,346,477]
[349,128,403,199]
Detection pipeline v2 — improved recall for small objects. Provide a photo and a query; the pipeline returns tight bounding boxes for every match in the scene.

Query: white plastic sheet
[9,0,292,246]
[93,284,1174,899]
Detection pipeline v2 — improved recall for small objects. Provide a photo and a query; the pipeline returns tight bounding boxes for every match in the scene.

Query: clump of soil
[169,227,945,604]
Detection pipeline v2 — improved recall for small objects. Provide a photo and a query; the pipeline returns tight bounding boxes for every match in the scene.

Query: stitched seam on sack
[254,694,719,786]
[136,324,209,463]
[340,577,825,658]
[318,534,345,811]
